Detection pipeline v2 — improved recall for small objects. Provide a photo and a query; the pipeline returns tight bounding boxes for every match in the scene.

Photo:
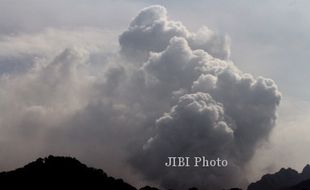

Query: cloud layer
[0,5,281,190]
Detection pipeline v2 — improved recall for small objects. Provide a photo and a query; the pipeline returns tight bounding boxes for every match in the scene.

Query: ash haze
[0,0,309,190]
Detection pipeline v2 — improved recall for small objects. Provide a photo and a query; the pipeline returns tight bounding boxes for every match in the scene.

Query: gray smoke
[122,6,281,190]
[119,5,230,62]
[0,5,281,190]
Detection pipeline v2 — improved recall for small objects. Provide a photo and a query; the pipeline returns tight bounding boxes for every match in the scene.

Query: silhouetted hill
[1,156,308,190]
[0,155,137,189]
[248,165,310,190]
[0,155,201,190]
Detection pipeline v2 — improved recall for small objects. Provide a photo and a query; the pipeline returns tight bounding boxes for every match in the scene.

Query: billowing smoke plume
[120,6,281,189]
[0,5,280,190]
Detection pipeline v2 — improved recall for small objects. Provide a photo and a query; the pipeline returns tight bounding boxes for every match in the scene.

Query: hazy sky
[0,0,309,189]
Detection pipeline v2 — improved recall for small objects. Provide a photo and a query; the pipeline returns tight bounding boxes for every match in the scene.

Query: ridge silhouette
[0,155,197,190]
[0,155,137,189]
[248,165,310,190]
[0,155,309,190]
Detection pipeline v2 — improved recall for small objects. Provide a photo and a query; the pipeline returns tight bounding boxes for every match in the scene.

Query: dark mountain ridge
[0,155,137,189]
[0,155,309,190]
[248,164,310,190]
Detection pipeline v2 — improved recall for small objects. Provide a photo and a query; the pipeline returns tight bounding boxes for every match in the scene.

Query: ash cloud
[119,5,230,61]
[0,5,281,190]
[122,6,281,190]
